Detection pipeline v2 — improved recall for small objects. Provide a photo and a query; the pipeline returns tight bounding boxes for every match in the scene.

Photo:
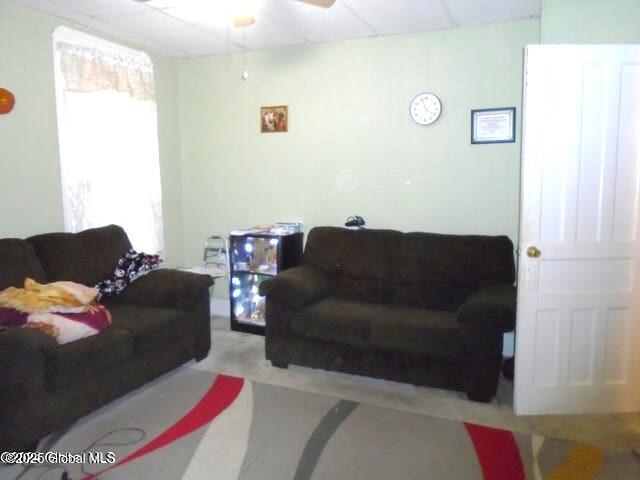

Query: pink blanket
[0,303,111,345]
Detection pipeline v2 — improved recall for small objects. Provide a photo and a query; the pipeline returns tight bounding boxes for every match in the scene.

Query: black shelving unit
[229,231,303,335]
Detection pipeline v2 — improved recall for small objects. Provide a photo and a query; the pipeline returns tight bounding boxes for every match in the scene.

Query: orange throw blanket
[0,278,111,344]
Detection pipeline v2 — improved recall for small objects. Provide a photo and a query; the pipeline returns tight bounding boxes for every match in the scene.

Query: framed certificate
[471,107,516,144]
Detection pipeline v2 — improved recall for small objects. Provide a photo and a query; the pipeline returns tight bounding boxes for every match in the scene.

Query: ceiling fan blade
[295,0,337,8]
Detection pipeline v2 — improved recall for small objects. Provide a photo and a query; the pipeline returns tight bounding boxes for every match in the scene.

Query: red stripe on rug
[463,422,525,480]
[82,374,244,480]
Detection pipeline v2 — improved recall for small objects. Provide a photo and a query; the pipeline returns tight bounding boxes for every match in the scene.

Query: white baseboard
[210,297,230,317]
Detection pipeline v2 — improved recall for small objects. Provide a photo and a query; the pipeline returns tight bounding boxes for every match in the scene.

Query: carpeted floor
[202,316,640,452]
[2,367,639,480]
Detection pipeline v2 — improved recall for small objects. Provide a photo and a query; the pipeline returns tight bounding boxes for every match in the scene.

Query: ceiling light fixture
[297,0,336,6]
[230,0,264,28]
[135,0,335,28]
[233,15,255,28]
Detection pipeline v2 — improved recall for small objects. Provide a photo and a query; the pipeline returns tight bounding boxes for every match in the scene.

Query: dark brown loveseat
[260,227,516,402]
[0,225,213,451]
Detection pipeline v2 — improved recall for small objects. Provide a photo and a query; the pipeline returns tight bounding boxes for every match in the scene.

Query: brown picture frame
[260,105,288,133]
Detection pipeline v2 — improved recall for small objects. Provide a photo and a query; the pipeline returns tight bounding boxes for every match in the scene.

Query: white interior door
[515,45,640,415]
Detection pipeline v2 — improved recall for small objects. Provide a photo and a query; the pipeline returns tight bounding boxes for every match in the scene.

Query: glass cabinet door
[229,231,302,335]
[230,273,268,327]
[231,236,279,275]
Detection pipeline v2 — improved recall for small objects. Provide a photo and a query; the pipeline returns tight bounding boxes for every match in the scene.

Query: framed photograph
[261,105,288,133]
[471,107,516,144]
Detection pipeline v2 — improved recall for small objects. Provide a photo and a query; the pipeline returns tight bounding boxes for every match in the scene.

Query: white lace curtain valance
[56,41,156,101]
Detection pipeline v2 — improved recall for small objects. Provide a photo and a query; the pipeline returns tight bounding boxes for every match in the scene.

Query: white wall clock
[409,92,442,126]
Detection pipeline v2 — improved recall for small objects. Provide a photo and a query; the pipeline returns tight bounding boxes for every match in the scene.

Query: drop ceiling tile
[10,0,543,58]
[144,0,178,9]
[344,0,453,34]
[445,0,540,25]
[229,16,307,50]
[163,3,305,52]
[97,10,228,56]
[11,0,90,22]
[80,16,191,57]
[161,4,235,45]
[47,0,150,17]
[261,0,376,43]
[13,0,190,56]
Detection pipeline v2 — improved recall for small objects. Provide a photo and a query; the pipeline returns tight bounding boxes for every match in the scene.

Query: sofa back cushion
[28,225,132,286]
[393,232,515,309]
[0,239,48,291]
[304,227,398,303]
[304,227,514,310]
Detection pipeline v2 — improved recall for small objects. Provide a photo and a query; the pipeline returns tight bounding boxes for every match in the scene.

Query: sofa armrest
[259,265,332,309]
[457,284,516,332]
[0,327,56,362]
[103,268,214,312]
[0,328,55,403]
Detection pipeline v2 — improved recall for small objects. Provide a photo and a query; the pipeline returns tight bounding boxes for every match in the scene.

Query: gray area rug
[1,366,639,479]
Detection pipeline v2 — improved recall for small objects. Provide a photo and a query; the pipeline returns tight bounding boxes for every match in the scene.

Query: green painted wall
[3,0,636,280]
[177,19,540,297]
[541,0,640,43]
[0,0,184,266]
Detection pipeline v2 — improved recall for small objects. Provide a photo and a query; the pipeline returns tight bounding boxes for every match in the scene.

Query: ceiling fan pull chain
[241,29,249,81]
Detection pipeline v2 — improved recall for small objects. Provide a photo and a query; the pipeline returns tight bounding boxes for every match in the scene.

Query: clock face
[410,93,441,125]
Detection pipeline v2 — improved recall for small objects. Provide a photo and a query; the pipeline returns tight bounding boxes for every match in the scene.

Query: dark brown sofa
[260,227,516,402]
[0,225,213,451]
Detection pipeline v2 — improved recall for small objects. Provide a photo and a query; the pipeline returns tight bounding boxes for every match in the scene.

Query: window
[53,27,164,253]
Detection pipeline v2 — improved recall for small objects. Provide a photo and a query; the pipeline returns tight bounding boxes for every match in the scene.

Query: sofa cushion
[0,239,47,291]
[304,227,515,310]
[27,225,132,286]
[108,304,192,354]
[45,328,134,389]
[391,283,468,312]
[393,232,515,310]
[304,228,398,303]
[291,297,463,357]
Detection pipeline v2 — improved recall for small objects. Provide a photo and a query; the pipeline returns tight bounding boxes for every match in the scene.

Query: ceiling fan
[135,0,336,28]
[234,0,336,26]
[291,0,336,7]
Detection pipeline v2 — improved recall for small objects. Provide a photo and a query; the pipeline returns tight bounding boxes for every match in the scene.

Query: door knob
[527,246,541,258]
